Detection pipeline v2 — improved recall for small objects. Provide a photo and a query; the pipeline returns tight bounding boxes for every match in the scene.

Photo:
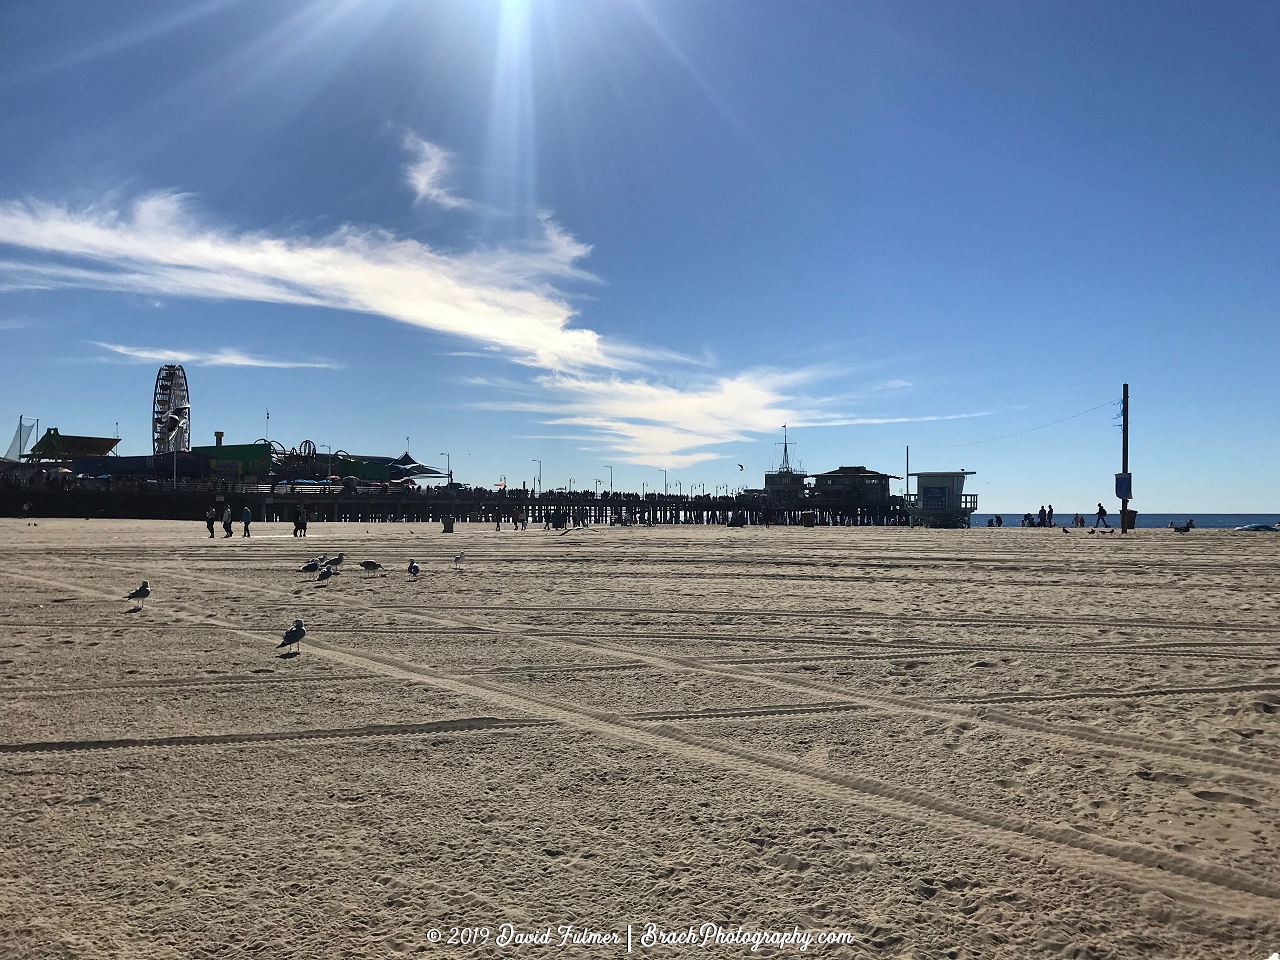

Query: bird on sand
[407,559,419,580]
[452,551,465,569]
[125,580,150,609]
[326,553,345,569]
[277,619,305,655]
[298,559,321,573]
[359,560,383,573]
[316,566,333,584]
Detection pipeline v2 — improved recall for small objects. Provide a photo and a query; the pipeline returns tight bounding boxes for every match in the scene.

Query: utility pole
[604,464,613,494]
[1117,383,1131,534]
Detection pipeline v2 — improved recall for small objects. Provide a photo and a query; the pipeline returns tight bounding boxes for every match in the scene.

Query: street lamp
[661,469,668,496]
[439,452,451,483]
[568,477,574,493]
[532,459,541,496]
[594,479,601,495]
[604,464,613,494]
[642,481,647,498]
[677,480,682,497]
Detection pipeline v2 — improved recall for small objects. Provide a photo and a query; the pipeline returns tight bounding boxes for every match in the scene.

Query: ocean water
[970,513,1280,530]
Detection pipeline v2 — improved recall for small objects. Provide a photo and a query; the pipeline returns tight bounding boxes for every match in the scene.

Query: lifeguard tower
[905,470,978,527]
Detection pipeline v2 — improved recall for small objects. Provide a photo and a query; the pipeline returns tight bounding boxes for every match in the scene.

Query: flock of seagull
[119,547,470,661]
[295,551,463,582]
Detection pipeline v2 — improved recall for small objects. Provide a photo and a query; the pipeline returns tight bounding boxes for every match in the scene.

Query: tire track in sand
[4,566,1280,918]
[43,560,1280,780]
[0,717,551,754]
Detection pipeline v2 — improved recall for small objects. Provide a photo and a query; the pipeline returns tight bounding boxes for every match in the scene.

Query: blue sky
[1,0,1276,510]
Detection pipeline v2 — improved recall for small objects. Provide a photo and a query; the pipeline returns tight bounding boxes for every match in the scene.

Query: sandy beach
[2,519,1278,958]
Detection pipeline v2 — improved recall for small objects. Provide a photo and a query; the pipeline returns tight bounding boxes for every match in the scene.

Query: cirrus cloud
[90,341,340,369]
[0,138,984,467]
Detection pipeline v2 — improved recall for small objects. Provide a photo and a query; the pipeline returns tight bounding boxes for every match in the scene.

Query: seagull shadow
[277,650,300,660]
[125,606,143,614]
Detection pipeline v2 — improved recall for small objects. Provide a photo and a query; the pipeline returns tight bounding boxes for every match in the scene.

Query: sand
[1,518,1278,958]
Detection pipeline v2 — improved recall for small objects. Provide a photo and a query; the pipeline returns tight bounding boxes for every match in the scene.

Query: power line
[920,398,1120,449]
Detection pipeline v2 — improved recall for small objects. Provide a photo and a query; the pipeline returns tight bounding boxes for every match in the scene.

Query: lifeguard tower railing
[905,493,978,511]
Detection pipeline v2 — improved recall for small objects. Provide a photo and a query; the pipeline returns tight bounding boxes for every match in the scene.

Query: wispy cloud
[0,192,605,370]
[482,370,988,467]
[91,341,340,369]
[0,317,30,331]
[402,133,473,210]
[0,151,975,466]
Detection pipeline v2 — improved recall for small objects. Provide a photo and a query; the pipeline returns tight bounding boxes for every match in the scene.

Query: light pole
[661,469,668,496]
[439,452,451,483]
[677,480,682,497]
[604,464,613,494]
[568,477,574,493]
[642,481,647,498]
[532,459,541,496]
[323,444,331,477]
[594,479,601,495]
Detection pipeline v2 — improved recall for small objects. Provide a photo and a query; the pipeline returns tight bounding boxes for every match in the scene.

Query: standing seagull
[452,551,465,569]
[326,553,345,570]
[125,580,150,609]
[298,559,322,573]
[407,559,419,581]
[277,619,305,655]
[316,566,333,584]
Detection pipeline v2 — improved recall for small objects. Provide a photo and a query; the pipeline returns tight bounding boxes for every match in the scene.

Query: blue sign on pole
[1115,473,1132,499]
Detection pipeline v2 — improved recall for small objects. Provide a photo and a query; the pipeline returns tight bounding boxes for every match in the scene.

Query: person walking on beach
[205,505,217,539]
[1095,503,1109,528]
[242,505,252,538]
[222,505,233,537]
[1038,505,1047,527]
[1047,504,1054,527]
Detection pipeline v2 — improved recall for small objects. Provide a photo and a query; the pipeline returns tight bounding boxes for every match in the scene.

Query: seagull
[407,559,419,580]
[125,580,150,609]
[277,619,305,655]
[452,551,465,569]
[359,560,384,573]
[316,566,333,584]
[737,464,744,471]
[326,553,345,569]
[298,559,321,573]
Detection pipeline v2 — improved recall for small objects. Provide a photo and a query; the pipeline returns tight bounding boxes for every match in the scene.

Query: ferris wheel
[152,364,191,455]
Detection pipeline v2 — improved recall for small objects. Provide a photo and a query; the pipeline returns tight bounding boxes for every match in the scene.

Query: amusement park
[1,364,979,528]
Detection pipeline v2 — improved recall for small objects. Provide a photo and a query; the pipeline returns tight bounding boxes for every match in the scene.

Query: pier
[0,481,911,527]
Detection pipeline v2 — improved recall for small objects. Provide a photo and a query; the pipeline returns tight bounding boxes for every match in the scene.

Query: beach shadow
[277,650,300,660]
[125,606,143,614]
